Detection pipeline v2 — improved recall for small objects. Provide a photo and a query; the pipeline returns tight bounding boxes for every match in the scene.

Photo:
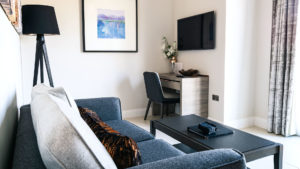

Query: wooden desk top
[159,73,209,82]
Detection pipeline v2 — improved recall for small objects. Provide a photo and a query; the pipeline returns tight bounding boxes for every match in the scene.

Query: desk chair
[143,72,180,120]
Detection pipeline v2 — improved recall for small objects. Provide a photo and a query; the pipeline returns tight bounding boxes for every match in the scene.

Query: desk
[159,73,209,117]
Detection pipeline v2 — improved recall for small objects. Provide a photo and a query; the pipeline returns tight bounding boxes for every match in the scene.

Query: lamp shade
[22,5,60,35]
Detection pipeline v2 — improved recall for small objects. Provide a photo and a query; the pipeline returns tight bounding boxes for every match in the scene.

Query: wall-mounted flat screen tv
[178,11,215,50]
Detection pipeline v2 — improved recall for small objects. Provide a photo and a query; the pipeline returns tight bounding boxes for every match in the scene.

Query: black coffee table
[150,115,283,169]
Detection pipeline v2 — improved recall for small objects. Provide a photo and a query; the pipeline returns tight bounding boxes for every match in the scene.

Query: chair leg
[173,103,177,114]
[166,104,169,116]
[144,100,152,120]
[160,104,164,119]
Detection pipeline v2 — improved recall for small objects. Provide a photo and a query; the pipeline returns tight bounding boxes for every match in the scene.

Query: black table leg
[274,144,283,169]
[150,120,156,136]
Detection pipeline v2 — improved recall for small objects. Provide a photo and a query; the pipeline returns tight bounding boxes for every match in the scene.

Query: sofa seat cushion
[137,139,185,164]
[105,120,154,142]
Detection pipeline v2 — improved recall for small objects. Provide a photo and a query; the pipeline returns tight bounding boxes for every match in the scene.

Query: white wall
[224,0,273,128]
[173,0,227,122]
[173,0,272,128]
[253,0,273,129]
[20,0,274,128]
[21,0,174,116]
[224,0,257,127]
[0,8,22,169]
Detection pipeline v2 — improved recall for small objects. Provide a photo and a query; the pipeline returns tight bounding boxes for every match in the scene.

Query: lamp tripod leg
[33,36,42,87]
[32,34,55,87]
[41,35,54,87]
[40,51,44,83]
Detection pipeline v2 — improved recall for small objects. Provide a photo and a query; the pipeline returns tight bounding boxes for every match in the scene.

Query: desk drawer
[161,79,181,90]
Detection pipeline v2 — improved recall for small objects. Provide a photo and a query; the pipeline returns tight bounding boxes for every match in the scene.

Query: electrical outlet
[212,95,219,101]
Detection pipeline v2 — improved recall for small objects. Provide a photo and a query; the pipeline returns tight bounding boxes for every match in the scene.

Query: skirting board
[209,116,268,129]
[123,108,268,130]
[207,117,254,129]
[225,117,255,129]
[254,117,268,129]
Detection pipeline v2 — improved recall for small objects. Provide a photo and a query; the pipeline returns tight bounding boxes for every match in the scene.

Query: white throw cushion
[30,84,117,169]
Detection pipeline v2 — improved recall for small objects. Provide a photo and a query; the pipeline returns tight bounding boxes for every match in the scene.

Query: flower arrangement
[161,37,177,63]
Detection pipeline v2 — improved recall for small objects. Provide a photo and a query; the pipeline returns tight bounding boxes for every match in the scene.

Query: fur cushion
[78,107,142,169]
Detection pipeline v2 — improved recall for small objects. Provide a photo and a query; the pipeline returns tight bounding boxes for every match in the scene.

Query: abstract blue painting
[97,9,125,39]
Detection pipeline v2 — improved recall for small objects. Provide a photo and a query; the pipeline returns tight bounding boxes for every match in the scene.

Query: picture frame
[0,0,21,33]
[82,0,138,52]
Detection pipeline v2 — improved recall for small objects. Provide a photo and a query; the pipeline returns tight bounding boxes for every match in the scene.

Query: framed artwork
[0,0,21,32]
[82,0,138,52]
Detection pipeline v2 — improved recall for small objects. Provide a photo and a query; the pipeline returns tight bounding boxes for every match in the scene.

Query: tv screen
[178,11,215,50]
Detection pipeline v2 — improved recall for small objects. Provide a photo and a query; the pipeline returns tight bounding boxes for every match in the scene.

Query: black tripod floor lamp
[22,5,60,87]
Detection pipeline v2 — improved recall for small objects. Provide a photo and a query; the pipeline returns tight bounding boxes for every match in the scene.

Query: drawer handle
[161,79,177,83]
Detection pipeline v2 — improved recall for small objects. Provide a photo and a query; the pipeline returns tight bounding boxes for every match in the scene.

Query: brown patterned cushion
[78,107,142,169]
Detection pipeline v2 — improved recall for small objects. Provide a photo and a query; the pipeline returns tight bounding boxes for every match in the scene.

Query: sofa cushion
[137,139,185,164]
[105,120,154,142]
[78,107,142,169]
[128,149,246,169]
[30,84,117,169]
[76,98,122,121]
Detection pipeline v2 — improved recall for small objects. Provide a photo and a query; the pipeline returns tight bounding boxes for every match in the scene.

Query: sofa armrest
[75,97,122,121]
[128,149,246,169]
[13,105,46,169]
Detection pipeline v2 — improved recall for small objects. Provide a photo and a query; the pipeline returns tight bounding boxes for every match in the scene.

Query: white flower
[173,41,177,49]
[169,47,175,54]
[161,36,178,58]
[161,43,166,50]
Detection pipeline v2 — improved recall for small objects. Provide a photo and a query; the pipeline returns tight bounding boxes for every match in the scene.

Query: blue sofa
[13,97,246,169]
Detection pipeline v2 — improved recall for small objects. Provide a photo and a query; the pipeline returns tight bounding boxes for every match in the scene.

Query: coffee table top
[154,115,276,153]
